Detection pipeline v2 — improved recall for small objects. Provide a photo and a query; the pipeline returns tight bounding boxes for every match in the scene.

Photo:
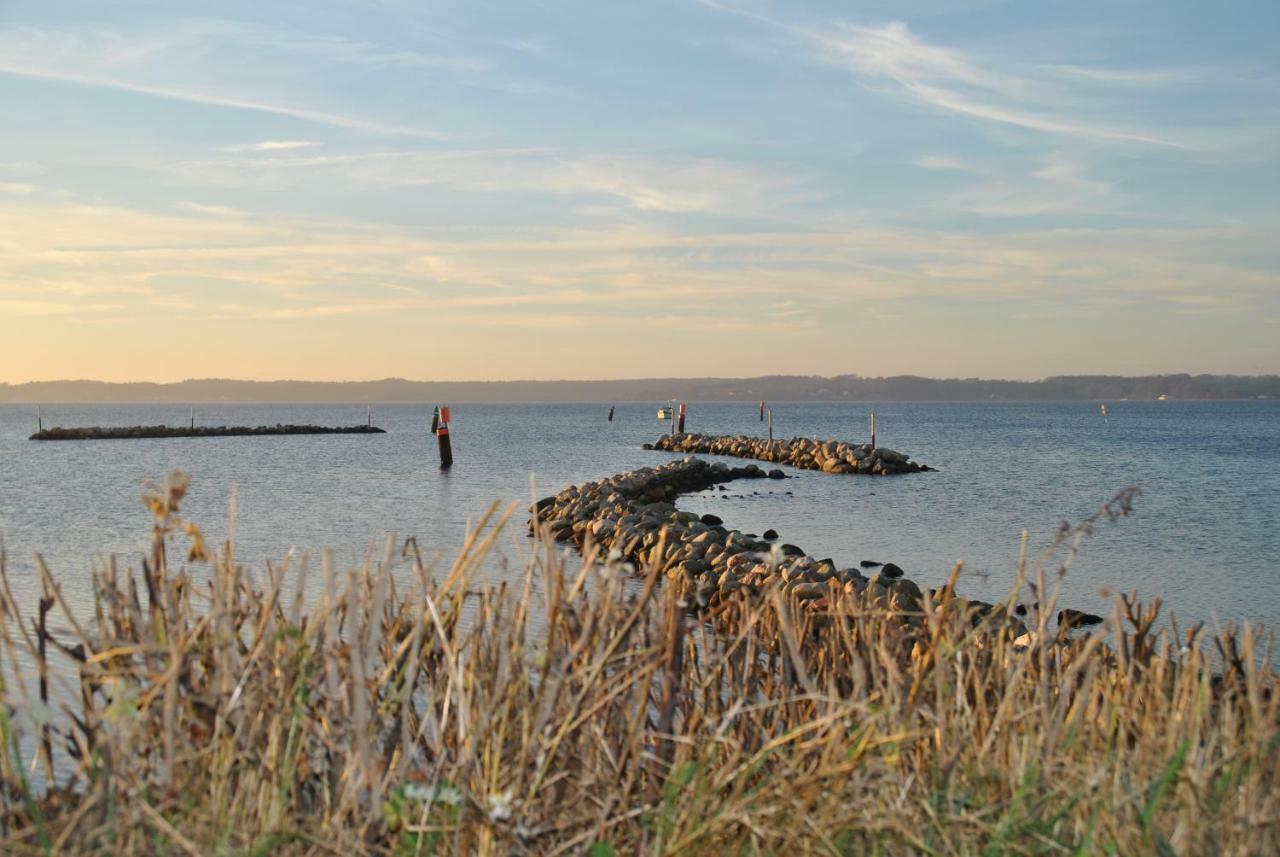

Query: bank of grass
[0,474,1275,855]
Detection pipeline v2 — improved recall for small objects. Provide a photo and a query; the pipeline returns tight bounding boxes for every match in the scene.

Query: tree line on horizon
[1,373,1277,403]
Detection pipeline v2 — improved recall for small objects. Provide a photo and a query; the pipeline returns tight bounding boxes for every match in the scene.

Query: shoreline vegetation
[3,372,1278,404]
[0,474,1275,854]
[28,424,386,441]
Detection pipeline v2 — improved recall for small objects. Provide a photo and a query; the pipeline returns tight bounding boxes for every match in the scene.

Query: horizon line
[5,371,1278,387]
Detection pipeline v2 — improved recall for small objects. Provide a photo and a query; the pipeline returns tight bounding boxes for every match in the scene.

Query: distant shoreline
[2,373,1277,404]
[3,397,1274,406]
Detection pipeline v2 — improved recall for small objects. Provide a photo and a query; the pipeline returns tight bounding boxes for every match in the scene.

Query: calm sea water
[1,401,1277,633]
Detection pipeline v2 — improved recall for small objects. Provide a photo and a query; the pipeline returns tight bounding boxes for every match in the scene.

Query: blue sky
[1,0,1277,381]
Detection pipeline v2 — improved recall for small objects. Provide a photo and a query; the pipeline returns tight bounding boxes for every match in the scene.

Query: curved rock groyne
[30,424,386,441]
[645,433,933,475]
[530,457,931,613]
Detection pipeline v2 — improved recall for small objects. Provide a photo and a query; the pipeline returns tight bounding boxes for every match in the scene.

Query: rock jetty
[530,457,933,613]
[30,424,386,441]
[644,433,933,475]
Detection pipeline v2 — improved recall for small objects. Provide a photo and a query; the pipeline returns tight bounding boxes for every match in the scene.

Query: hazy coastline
[3,373,1277,404]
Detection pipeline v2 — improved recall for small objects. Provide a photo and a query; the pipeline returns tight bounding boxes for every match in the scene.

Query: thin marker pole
[870,411,876,450]
[768,408,774,442]
[436,404,453,469]
[608,405,615,422]
[759,400,765,421]
[190,407,194,430]
[677,402,686,433]
[37,405,42,433]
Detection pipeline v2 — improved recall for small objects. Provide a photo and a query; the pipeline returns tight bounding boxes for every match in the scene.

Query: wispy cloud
[914,154,970,171]
[221,140,321,152]
[157,149,807,216]
[0,182,41,195]
[0,61,452,140]
[702,2,1224,150]
[941,154,1115,216]
[178,201,245,217]
[0,299,117,315]
[1037,64,1205,87]
[3,199,1274,318]
[0,25,453,140]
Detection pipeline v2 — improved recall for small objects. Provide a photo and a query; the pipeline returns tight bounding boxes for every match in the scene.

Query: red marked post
[436,405,453,469]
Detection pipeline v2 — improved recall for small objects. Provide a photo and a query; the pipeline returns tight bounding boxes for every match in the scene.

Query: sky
[1,0,1278,382]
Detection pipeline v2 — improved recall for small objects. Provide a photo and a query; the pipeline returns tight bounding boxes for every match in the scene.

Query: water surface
[1,400,1276,632]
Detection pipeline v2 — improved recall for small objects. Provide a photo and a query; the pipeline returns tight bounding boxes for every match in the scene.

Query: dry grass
[0,473,1276,855]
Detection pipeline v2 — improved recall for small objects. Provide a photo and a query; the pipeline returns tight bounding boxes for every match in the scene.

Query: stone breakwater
[530,457,944,616]
[30,424,386,441]
[644,433,933,475]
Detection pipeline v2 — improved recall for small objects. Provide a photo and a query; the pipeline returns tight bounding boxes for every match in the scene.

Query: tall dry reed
[0,473,1275,855]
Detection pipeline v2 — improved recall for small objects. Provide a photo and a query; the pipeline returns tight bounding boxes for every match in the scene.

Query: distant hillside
[1,374,1277,403]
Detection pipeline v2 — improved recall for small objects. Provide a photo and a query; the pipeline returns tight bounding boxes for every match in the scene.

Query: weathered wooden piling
[608,405,615,422]
[436,405,453,469]
[677,402,686,433]
[870,411,877,450]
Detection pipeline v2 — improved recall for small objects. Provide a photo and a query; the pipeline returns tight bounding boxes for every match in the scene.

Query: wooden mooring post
[870,411,876,450]
[768,408,774,442]
[677,402,686,433]
[759,400,765,421]
[435,405,453,469]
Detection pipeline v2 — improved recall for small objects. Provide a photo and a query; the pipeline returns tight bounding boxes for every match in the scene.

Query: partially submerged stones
[649,433,933,475]
[1058,608,1105,628]
[529,458,1075,643]
[528,457,933,617]
[29,424,385,441]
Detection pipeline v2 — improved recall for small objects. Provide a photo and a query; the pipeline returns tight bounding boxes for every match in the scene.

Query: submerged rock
[1058,609,1105,628]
